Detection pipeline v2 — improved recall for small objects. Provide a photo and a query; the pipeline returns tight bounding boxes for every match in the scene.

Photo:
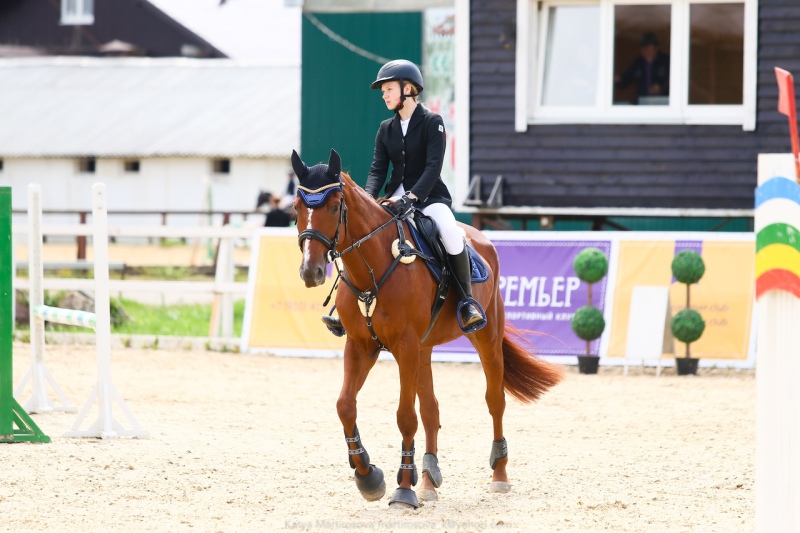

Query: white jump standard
[16,183,148,439]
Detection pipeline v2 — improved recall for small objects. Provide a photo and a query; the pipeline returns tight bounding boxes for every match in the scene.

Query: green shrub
[571,305,606,341]
[671,250,705,285]
[573,248,609,284]
[671,309,706,344]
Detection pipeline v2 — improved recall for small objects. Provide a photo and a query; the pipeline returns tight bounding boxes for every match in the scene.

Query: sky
[148,0,302,64]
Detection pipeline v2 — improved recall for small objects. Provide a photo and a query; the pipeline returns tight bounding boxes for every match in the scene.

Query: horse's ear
[328,149,341,178]
[291,150,308,181]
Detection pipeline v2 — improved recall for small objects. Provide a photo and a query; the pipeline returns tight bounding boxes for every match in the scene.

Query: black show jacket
[365,104,452,209]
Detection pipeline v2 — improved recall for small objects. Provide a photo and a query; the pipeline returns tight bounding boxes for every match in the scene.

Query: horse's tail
[502,324,564,403]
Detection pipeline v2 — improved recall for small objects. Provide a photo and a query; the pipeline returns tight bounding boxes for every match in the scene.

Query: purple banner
[434,240,612,357]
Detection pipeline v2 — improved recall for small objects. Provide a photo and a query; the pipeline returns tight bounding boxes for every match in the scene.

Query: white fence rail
[10,219,253,338]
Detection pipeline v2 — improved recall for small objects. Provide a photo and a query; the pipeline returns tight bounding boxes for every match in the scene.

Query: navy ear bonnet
[291,149,343,208]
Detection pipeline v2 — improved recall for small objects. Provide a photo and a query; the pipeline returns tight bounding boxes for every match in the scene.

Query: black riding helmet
[370,59,424,92]
[370,60,424,112]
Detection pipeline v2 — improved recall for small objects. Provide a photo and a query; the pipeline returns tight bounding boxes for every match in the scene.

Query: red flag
[776,67,795,116]
[775,67,800,182]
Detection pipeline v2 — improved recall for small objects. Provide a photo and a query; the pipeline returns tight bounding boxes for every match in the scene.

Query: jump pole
[14,184,77,413]
[0,186,50,443]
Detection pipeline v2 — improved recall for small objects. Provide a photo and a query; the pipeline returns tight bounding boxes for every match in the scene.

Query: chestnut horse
[291,149,563,509]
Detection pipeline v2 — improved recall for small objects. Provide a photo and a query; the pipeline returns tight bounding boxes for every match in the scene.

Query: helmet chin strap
[392,82,408,112]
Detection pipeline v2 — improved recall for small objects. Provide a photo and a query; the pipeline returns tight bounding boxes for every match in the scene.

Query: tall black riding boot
[450,246,487,332]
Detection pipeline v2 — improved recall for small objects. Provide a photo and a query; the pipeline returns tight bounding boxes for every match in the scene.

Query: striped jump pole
[755,153,800,531]
[0,186,49,443]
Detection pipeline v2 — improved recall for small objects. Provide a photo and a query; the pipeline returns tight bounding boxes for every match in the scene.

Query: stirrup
[321,315,346,337]
[457,298,487,334]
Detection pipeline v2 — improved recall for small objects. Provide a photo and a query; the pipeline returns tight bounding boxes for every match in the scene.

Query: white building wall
[1,156,290,229]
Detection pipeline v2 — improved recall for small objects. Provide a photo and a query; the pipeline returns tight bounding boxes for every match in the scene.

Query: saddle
[403,211,489,341]
[406,212,489,285]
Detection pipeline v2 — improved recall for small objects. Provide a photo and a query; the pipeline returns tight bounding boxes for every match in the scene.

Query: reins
[302,179,413,358]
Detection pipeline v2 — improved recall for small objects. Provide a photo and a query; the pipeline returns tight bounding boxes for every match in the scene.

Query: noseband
[297,180,347,262]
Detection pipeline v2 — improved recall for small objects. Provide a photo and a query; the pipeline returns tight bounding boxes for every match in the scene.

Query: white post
[221,237,234,338]
[63,183,148,439]
[14,184,76,413]
[755,153,800,531]
[92,183,114,438]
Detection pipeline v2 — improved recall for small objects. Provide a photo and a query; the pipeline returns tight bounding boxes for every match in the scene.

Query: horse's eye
[331,204,339,214]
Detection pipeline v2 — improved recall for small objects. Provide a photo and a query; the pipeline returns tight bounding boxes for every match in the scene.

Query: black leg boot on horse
[450,245,487,333]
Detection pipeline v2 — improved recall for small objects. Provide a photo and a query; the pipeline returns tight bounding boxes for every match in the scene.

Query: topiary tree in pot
[571,248,608,374]
[670,250,706,375]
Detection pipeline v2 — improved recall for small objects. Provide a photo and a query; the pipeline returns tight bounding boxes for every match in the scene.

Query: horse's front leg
[388,341,421,509]
[416,347,443,502]
[337,338,385,501]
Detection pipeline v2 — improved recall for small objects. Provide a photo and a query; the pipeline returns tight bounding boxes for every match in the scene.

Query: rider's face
[381,81,403,109]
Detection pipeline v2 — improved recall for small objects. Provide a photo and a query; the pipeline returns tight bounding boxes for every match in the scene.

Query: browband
[297,180,343,208]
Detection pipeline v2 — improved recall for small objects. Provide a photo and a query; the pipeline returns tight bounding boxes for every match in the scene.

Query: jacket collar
[392,103,426,135]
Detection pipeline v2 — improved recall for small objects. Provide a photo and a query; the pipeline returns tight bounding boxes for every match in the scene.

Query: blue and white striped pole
[33,305,96,330]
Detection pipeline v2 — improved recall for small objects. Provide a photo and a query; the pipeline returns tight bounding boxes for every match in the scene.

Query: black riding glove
[390,193,416,217]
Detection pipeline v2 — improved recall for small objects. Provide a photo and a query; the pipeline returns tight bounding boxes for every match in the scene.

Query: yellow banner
[246,234,345,351]
[608,240,755,359]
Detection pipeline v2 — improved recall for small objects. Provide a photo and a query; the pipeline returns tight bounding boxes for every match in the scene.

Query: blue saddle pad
[406,222,489,284]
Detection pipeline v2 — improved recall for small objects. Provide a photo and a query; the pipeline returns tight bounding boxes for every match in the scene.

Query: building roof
[147,0,301,64]
[0,57,299,158]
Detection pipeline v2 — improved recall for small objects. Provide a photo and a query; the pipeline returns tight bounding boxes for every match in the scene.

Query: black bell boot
[321,315,346,337]
[450,246,487,333]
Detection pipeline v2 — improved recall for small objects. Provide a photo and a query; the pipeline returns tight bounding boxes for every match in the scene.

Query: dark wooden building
[0,0,224,58]
[465,0,792,230]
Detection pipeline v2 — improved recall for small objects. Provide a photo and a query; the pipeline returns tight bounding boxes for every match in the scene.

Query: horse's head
[291,148,345,288]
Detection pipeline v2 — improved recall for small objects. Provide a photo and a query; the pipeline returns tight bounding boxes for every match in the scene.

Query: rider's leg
[420,203,486,332]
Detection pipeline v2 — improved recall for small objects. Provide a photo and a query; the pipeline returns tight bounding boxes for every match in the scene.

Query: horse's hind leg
[471,299,512,493]
[416,347,443,502]
[337,339,385,501]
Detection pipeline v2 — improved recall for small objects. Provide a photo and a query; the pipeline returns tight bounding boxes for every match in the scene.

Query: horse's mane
[341,172,387,211]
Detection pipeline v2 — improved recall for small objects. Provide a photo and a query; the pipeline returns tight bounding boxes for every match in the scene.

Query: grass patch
[17,298,246,338]
[112,298,246,337]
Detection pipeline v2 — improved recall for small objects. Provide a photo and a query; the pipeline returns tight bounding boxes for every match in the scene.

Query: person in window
[614,32,670,103]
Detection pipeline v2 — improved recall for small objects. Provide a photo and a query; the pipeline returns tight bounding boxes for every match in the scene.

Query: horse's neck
[338,183,395,288]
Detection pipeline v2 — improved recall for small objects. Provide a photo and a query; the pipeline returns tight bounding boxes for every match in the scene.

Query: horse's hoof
[355,465,386,502]
[417,488,438,502]
[489,481,511,493]
[388,487,419,509]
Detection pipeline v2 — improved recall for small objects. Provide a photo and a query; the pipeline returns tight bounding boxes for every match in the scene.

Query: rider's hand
[390,193,416,217]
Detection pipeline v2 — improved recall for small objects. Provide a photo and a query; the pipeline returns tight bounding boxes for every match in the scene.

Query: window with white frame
[519,0,755,129]
[61,0,94,25]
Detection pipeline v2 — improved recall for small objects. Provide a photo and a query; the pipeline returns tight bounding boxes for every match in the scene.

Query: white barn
[0,57,299,226]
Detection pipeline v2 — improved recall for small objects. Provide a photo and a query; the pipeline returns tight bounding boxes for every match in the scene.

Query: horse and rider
[291,59,563,509]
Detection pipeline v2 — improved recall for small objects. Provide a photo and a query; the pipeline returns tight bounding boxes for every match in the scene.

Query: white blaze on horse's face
[301,207,314,272]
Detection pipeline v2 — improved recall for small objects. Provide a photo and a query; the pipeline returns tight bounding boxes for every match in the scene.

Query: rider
[325,59,486,335]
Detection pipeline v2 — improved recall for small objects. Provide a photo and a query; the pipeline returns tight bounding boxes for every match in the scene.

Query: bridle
[296,178,401,264]
[296,180,348,263]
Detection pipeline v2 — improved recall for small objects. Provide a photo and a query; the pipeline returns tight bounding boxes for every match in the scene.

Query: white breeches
[390,185,465,255]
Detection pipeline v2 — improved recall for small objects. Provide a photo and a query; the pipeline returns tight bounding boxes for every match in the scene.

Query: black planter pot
[577,356,599,374]
[675,357,699,376]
